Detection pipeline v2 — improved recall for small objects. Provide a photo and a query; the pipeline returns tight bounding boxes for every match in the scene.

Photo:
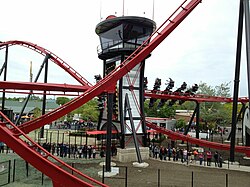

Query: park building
[175,110,195,123]
[0,98,59,122]
[146,117,176,130]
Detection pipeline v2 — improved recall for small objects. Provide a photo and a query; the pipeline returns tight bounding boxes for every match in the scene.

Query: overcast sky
[0,0,249,97]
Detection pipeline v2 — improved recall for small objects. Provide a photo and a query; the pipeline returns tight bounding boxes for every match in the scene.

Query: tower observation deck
[96,15,156,148]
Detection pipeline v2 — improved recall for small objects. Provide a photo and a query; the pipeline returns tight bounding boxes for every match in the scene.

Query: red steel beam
[0,81,88,92]
[144,91,249,103]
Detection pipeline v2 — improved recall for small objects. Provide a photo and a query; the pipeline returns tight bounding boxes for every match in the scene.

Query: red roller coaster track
[0,40,93,88]
[146,122,250,157]
[144,90,249,103]
[6,0,250,186]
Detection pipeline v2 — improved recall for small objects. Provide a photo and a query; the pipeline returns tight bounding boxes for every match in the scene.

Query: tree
[197,81,232,128]
[56,97,70,106]
[197,81,231,97]
[72,98,99,122]
[157,104,175,118]
[175,101,196,111]
[197,82,216,96]
[33,107,41,119]
[215,82,231,98]
[176,118,186,129]
[144,99,175,118]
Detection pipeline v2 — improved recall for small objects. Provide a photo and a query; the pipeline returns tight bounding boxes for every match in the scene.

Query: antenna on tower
[100,0,102,21]
[30,61,33,82]
[152,0,155,20]
[122,0,125,16]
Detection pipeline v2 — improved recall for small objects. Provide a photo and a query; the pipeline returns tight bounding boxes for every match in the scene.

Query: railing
[97,39,146,55]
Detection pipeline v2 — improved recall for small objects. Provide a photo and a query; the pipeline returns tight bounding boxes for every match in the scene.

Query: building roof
[0,99,59,114]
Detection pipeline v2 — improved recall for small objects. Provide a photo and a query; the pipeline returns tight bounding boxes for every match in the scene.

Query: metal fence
[0,157,249,186]
[0,160,11,186]
[0,159,52,186]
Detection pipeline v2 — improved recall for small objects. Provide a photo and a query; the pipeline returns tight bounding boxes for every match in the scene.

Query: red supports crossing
[0,112,108,187]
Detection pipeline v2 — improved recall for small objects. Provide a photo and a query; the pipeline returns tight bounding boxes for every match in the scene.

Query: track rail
[0,112,108,187]
[145,91,249,103]
[0,40,93,87]
[0,81,88,92]
[146,122,250,157]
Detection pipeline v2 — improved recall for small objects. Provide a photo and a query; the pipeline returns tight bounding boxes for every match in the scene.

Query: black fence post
[204,153,206,166]
[74,130,77,147]
[35,131,37,142]
[68,134,71,158]
[50,132,53,145]
[57,130,59,146]
[226,173,228,187]
[62,133,65,145]
[41,173,44,185]
[187,141,189,165]
[8,160,11,184]
[46,129,48,143]
[71,163,75,175]
[38,132,40,144]
[80,132,83,145]
[12,159,16,182]
[26,161,29,177]
[102,164,105,184]
[158,169,160,187]
[86,133,88,146]
[125,166,128,187]
[228,158,230,169]
[191,171,194,187]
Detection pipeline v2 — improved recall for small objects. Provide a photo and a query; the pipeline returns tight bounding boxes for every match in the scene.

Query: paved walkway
[149,157,250,173]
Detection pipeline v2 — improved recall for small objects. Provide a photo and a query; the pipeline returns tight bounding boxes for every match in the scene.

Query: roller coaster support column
[105,91,114,172]
[244,0,250,104]
[227,103,245,141]
[1,46,8,121]
[230,0,244,162]
[196,102,200,140]
[40,55,49,139]
[124,93,142,163]
[14,54,51,126]
[243,0,250,147]
[184,102,199,136]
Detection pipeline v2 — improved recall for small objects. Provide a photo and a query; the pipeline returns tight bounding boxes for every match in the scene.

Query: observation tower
[95,15,156,161]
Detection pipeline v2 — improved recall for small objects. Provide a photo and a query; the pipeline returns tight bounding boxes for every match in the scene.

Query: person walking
[159,146,164,161]
[206,150,212,166]
[92,146,96,159]
[199,152,204,165]
[88,145,92,159]
[183,149,187,162]
[153,145,159,159]
[218,154,223,168]
[214,151,219,167]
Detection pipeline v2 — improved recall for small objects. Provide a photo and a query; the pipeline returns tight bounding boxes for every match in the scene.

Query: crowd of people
[149,144,223,167]
[39,142,118,159]
[1,139,224,168]
[0,140,118,160]
[40,142,97,159]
